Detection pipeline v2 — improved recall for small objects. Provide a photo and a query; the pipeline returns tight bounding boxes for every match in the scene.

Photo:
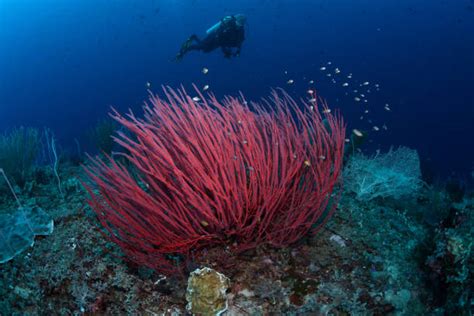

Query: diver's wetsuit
[176,15,246,60]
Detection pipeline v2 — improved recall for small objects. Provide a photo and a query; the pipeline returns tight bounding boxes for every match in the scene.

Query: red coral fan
[83,87,345,275]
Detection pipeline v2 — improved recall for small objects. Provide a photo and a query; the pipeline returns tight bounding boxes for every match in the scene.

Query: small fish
[309,98,317,103]
[287,79,294,84]
[364,109,369,113]
[320,66,326,71]
[192,96,201,102]
[373,126,380,131]
[353,129,363,137]
[347,74,353,79]
[309,80,314,84]
[327,61,332,65]
[304,160,311,167]
[342,82,349,87]
[326,73,332,77]
[354,97,361,102]
[334,68,340,74]
[202,67,209,74]
[322,108,331,114]
[360,94,365,97]
[203,84,209,91]
[307,89,314,94]
[201,220,209,227]
[319,155,326,160]
[363,81,369,86]
[345,138,350,143]
[145,81,151,88]
[382,124,388,130]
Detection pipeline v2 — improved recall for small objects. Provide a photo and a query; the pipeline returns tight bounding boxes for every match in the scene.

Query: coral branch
[83,86,345,274]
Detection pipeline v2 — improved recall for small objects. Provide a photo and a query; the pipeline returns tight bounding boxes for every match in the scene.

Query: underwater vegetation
[0,127,64,205]
[83,87,345,275]
[87,118,118,156]
[344,146,423,201]
[0,86,472,314]
[0,127,42,188]
[0,127,65,265]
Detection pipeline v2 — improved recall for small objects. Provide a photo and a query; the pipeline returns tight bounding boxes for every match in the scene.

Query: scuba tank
[206,21,222,35]
[206,16,233,35]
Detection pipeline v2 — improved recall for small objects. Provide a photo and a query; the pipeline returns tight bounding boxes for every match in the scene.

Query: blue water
[1,0,473,178]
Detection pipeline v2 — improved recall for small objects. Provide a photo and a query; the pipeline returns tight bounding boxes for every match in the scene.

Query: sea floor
[0,163,472,315]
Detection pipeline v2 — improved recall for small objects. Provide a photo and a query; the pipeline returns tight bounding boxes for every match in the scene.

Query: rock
[14,286,32,299]
[186,267,230,316]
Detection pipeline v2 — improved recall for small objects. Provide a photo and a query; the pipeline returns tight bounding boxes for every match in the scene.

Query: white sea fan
[343,147,423,201]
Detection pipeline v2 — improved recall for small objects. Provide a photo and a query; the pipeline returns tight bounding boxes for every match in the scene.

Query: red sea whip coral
[83,87,345,275]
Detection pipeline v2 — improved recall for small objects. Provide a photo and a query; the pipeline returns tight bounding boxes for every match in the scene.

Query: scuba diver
[176,14,246,60]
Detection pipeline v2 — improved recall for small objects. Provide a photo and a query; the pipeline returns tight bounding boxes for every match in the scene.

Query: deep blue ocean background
[1,0,473,180]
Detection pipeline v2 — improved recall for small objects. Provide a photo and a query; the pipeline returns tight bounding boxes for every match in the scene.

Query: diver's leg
[189,34,200,43]
[176,35,202,60]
